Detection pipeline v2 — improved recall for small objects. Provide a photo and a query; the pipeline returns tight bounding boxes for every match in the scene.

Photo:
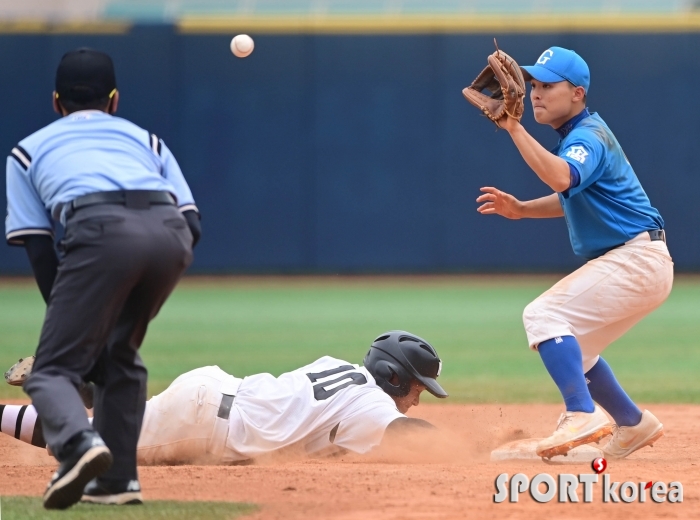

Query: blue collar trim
[556,108,591,138]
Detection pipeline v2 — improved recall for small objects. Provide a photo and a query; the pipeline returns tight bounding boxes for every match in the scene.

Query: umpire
[5,49,200,509]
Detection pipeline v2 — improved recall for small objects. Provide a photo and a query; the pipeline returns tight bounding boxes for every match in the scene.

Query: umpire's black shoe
[43,430,113,510]
[82,478,143,505]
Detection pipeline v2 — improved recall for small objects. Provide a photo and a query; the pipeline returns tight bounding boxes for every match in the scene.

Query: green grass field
[1,275,698,403]
[0,497,255,519]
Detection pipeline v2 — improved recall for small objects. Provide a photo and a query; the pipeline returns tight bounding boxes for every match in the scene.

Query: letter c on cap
[537,49,554,65]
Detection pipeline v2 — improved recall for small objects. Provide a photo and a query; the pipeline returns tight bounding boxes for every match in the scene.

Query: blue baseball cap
[521,47,590,93]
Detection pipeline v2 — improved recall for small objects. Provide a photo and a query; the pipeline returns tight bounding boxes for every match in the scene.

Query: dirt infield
[2,403,698,519]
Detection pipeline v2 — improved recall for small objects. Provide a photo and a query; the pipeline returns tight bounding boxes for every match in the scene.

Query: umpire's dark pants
[24,199,192,483]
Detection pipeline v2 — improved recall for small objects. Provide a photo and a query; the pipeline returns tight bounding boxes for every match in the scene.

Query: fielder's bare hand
[476,187,523,219]
[495,114,520,133]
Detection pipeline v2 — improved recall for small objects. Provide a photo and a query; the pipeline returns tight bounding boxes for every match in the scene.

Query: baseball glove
[4,356,35,386]
[462,40,526,126]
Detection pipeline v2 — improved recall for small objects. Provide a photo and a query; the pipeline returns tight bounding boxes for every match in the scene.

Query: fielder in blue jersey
[475,47,673,460]
[4,49,199,508]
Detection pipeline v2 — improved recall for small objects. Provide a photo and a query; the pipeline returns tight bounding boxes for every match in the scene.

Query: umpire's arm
[157,138,201,248]
[182,210,201,247]
[24,235,58,304]
[6,154,58,304]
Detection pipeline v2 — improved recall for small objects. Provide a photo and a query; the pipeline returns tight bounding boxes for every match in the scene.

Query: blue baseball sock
[585,357,642,427]
[538,336,595,413]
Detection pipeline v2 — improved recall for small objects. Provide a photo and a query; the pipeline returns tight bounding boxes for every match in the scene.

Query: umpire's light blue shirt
[554,113,664,260]
[5,110,197,245]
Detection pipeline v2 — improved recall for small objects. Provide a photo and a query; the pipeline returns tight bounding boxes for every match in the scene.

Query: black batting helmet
[363,331,447,399]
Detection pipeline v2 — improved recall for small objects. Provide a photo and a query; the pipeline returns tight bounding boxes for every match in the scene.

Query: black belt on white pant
[648,229,666,243]
[207,391,238,458]
[218,394,235,420]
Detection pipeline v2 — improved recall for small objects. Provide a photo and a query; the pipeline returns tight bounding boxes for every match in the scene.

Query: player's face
[529,80,581,128]
[394,381,427,414]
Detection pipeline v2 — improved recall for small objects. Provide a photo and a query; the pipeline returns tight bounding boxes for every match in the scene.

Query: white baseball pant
[523,231,674,372]
[137,366,243,465]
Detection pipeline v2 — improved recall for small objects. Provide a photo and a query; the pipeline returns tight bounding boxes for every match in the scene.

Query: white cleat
[601,410,664,460]
[537,405,612,459]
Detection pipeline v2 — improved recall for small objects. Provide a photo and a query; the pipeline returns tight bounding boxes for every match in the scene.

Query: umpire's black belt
[69,190,176,213]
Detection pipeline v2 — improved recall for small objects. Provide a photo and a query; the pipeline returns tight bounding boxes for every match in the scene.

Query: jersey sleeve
[5,155,53,246]
[558,129,605,198]
[331,394,405,454]
[159,140,198,213]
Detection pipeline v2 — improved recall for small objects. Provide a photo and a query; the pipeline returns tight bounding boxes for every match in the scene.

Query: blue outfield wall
[1,27,698,273]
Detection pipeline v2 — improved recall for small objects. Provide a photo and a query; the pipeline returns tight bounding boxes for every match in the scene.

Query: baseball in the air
[230,34,254,58]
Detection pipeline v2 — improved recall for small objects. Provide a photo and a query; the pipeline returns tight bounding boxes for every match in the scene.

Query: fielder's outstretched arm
[498,117,571,193]
[477,188,563,219]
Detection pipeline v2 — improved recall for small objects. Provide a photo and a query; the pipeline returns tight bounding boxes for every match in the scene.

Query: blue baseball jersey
[554,112,663,260]
[5,110,197,245]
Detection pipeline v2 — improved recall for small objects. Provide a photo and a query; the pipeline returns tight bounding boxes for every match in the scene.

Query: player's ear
[107,89,119,114]
[573,86,586,103]
[52,91,63,116]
